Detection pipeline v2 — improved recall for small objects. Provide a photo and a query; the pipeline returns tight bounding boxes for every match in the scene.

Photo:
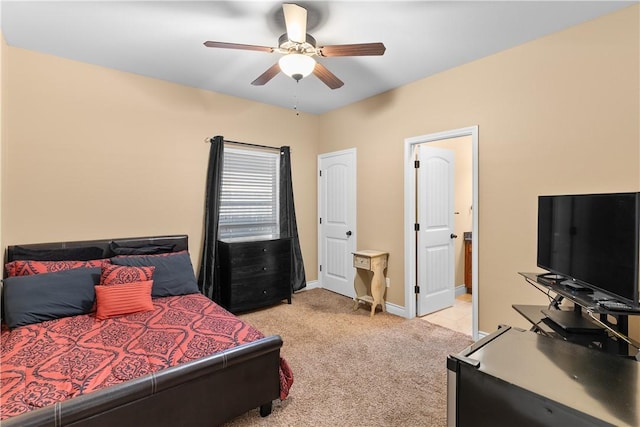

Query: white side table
[352,250,388,317]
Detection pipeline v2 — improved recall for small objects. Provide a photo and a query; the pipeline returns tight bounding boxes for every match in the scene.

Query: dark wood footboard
[2,334,282,427]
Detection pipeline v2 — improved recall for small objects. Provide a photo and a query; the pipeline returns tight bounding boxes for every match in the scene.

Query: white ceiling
[0,1,635,114]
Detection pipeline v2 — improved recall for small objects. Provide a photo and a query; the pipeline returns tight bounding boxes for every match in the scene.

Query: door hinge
[319,218,322,224]
[414,160,420,168]
[414,223,420,231]
[319,170,322,177]
[319,265,322,272]
[415,285,420,294]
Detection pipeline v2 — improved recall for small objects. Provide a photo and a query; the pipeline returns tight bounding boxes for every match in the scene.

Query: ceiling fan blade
[319,42,386,57]
[313,63,344,90]
[251,63,281,86]
[283,3,307,43]
[204,41,273,53]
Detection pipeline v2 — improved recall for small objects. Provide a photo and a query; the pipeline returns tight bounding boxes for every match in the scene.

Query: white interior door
[318,149,356,298]
[417,146,455,316]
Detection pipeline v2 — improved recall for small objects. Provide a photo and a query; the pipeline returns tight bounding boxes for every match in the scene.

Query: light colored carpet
[224,288,473,427]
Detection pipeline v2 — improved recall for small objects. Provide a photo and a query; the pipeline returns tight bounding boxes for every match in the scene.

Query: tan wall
[2,46,320,279]
[319,5,640,336]
[1,34,5,254]
[429,136,473,288]
[0,34,4,310]
[2,5,639,340]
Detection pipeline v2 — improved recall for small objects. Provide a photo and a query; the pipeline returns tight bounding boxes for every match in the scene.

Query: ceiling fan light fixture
[278,53,316,81]
[205,3,383,89]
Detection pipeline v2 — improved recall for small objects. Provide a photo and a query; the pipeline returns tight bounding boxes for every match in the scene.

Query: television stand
[512,304,608,353]
[515,272,640,360]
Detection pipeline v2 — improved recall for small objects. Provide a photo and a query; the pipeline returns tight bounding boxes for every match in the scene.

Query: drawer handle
[262,290,267,295]
[262,267,267,271]
[262,248,267,252]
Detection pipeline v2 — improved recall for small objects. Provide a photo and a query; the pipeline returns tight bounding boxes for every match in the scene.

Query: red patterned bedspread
[1,293,293,420]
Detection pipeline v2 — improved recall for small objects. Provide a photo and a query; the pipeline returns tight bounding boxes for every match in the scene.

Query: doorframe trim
[403,126,479,340]
[317,148,357,292]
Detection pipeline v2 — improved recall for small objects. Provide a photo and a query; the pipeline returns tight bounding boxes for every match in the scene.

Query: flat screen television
[537,192,640,308]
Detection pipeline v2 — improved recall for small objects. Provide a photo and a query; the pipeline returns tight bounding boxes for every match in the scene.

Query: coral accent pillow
[95,280,154,320]
[100,264,155,286]
[5,259,106,277]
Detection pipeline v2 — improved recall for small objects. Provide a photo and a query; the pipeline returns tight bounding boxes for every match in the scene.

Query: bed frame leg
[259,402,273,417]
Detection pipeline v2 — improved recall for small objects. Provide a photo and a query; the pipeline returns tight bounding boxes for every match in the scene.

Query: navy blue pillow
[2,267,100,329]
[111,252,198,298]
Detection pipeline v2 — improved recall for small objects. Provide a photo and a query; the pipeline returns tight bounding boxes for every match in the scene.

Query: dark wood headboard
[5,235,189,264]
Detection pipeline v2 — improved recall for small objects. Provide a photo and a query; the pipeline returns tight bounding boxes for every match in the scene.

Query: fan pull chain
[293,80,301,116]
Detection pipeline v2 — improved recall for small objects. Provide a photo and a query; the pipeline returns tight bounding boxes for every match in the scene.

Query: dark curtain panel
[280,146,307,292]
[197,136,224,301]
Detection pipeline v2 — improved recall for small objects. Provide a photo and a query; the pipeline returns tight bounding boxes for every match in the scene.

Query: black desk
[447,326,640,426]
[515,272,640,358]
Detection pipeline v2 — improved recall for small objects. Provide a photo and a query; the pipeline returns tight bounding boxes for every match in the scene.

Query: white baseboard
[455,285,467,297]
[385,301,406,317]
[298,280,319,291]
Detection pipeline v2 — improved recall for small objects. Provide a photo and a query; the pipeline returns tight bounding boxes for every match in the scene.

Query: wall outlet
[386,277,391,288]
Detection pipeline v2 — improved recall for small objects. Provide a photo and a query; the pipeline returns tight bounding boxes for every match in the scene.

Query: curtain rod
[204,136,281,152]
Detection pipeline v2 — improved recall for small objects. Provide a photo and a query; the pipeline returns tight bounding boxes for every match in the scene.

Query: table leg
[370,265,386,317]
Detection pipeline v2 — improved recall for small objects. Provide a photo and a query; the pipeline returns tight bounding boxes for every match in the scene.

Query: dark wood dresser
[217,237,292,313]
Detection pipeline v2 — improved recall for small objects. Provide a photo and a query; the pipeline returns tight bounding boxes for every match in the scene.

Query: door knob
[450,233,458,239]
[346,231,352,237]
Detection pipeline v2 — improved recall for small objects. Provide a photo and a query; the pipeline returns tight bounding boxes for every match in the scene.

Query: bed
[1,235,293,427]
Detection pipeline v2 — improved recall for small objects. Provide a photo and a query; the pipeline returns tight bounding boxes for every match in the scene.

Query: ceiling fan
[203,3,386,89]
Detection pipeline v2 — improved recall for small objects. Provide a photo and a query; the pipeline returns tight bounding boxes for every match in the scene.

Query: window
[218,147,280,239]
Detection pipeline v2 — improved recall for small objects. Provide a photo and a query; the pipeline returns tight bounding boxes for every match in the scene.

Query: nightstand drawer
[353,255,371,270]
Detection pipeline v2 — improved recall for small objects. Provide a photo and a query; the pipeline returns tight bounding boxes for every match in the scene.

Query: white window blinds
[218,147,280,239]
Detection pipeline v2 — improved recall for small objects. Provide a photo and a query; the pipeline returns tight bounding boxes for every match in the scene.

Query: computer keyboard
[598,300,633,311]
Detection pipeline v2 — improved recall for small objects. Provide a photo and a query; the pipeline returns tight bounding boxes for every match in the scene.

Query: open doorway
[404,126,479,340]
